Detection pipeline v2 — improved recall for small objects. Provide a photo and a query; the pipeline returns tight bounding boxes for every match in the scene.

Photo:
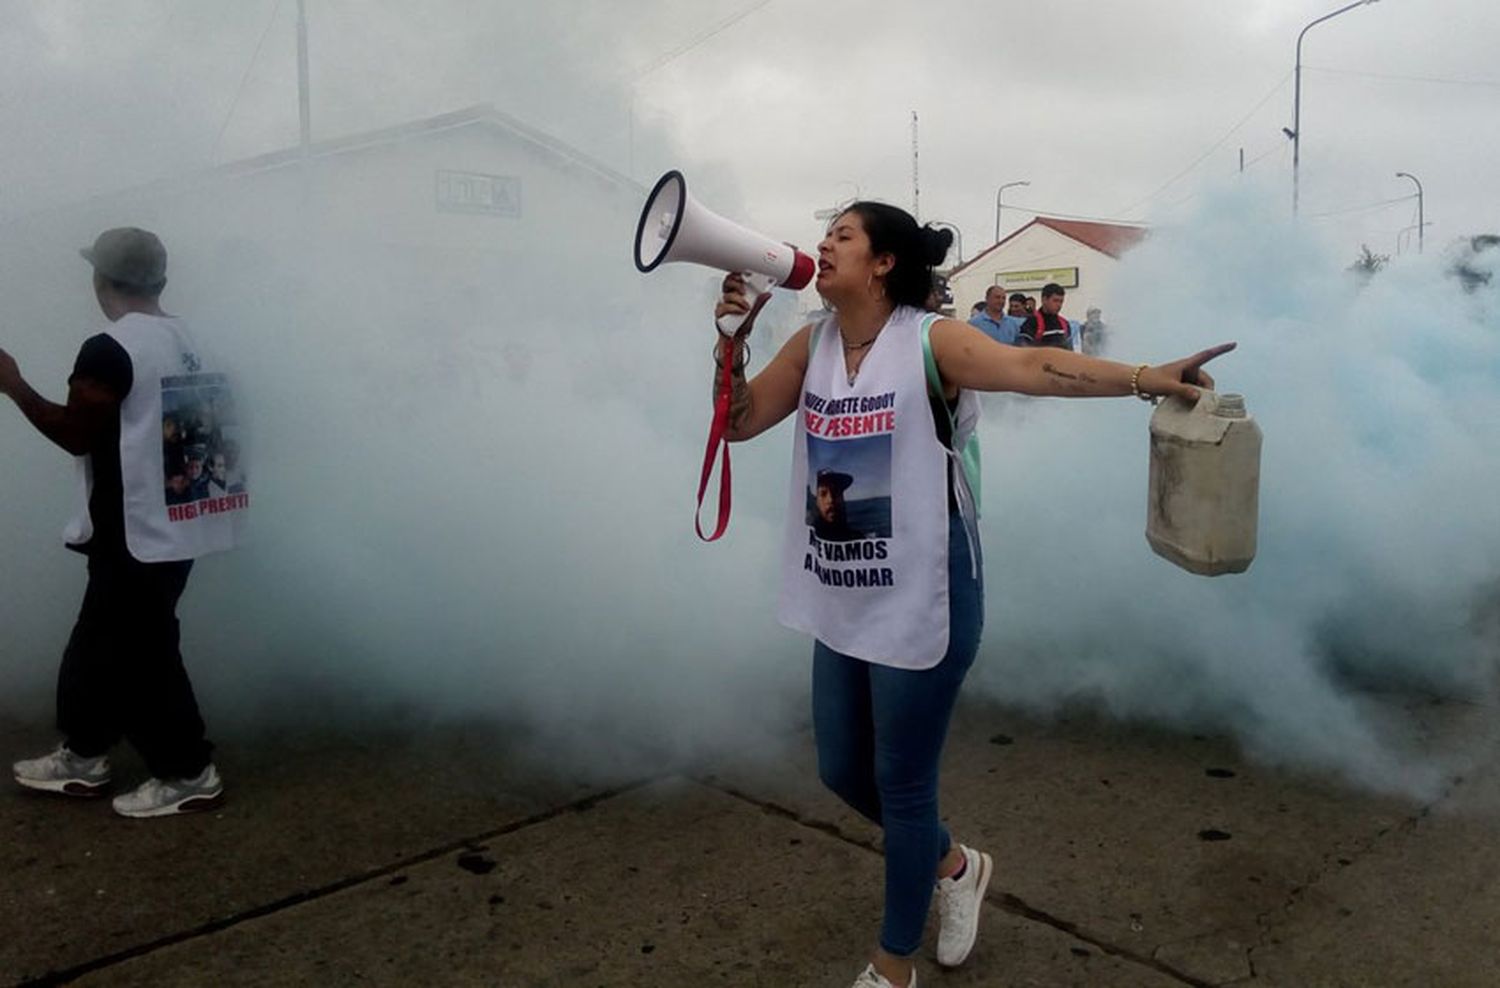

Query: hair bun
[920,226,954,267]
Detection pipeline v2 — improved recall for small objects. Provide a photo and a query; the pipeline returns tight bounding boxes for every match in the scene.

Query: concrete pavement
[4,695,1500,986]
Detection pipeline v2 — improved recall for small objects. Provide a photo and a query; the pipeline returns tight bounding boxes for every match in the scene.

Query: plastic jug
[1146,390,1262,576]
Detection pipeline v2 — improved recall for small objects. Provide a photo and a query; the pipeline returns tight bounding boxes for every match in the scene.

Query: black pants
[56,553,213,780]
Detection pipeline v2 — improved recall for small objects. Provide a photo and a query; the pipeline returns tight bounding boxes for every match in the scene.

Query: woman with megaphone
[713,201,1232,988]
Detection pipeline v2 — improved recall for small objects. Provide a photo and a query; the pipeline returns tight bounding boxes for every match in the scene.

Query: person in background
[924,275,950,315]
[1014,283,1075,350]
[1080,307,1108,356]
[966,286,1019,345]
[1,227,241,819]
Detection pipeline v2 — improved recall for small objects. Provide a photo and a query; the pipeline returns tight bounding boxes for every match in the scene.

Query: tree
[1348,244,1389,280]
[1447,234,1499,293]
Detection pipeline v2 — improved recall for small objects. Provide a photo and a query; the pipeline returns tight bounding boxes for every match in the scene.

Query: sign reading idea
[435,170,522,217]
[995,266,1079,290]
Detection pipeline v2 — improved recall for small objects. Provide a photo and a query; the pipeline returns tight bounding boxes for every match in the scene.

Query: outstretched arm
[927,318,1233,401]
[0,348,121,455]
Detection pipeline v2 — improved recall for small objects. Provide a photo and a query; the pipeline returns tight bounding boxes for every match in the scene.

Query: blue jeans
[812,512,984,957]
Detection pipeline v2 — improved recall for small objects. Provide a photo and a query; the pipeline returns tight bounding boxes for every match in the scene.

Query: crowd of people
[963,282,1108,355]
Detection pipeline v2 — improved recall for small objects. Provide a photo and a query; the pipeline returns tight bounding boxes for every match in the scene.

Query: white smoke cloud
[967,180,1500,796]
[2,6,1497,796]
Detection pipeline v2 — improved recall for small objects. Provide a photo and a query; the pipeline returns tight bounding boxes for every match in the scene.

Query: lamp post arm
[1396,172,1424,253]
[1292,0,1377,217]
[994,181,1030,244]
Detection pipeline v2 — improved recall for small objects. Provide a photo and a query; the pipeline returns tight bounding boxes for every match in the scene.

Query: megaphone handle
[715,271,776,337]
[695,354,737,541]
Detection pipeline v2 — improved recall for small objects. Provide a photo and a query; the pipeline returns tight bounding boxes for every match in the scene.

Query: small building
[945,216,1147,326]
[0,103,649,351]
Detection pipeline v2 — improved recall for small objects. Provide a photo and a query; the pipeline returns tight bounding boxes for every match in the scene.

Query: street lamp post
[1396,171,1424,253]
[930,222,963,265]
[1291,0,1380,217]
[995,181,1030,243]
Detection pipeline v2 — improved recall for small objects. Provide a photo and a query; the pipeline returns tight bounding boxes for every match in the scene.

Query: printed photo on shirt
[162,373,245,507]
[805,433,892,541]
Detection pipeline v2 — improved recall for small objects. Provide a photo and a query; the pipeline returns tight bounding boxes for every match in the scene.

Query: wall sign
[436,170,522,217]
[995,266,1079,290]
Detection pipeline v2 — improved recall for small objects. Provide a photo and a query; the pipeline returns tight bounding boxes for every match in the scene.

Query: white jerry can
[1146,391,1262,576]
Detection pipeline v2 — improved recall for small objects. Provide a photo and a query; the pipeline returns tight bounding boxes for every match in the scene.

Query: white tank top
[777,305,977,669]
[64,313,247,562]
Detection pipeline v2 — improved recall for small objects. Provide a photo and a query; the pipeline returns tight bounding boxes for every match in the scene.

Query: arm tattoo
[712,338,752,427]
[728,371,751,427]
[1041,361,1097,394]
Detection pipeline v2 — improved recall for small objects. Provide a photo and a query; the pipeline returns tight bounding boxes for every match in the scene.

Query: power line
[1242,140,1289,172]
[1304,64,1500,89]
[209,0,286,164]
[1114,70,1292,218]
[1132,141,1289,219]
[630,0,775,80]
[1002,204,1148,226]
[1305,193,1417,221]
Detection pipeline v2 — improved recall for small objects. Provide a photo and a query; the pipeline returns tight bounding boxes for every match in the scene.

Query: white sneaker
[852,963,916,988]
[13,745,111,796]
[935,844,993,967]
[112,764,223,818]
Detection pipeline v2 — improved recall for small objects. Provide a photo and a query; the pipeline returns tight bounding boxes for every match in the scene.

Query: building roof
[948,216,1148,278]
[8,103,641,222]
[210,103,642,192]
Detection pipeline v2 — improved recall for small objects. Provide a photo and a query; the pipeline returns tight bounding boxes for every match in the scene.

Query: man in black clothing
[1014,282,1076,350]
[0,227,222,818]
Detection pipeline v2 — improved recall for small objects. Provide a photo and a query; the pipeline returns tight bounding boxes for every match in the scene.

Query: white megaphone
[634,170,815,336]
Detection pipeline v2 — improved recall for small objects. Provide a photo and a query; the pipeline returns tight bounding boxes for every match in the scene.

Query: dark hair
[1041,282,1065,298]
[840,202,953,308]
[106,276,166,299]
[1009,292,1027,304]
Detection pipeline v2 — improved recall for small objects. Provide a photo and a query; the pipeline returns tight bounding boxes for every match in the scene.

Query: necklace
[845,344,870,385]
[839,319,884,384]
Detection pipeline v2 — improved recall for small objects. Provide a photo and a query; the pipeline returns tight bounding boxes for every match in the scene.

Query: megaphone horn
[634,171,815,321]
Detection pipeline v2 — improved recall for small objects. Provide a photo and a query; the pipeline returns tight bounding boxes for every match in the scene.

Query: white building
[946,216,1147,327]
[0,103,650,351]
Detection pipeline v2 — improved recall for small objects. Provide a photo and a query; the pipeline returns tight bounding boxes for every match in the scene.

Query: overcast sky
[0,0,1495,264]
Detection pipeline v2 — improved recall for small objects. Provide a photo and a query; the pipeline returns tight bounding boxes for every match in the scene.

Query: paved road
[4,695,1499,986]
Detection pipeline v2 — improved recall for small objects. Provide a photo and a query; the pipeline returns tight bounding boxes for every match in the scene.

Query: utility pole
[297,0,312,156]
[911,111,920,222]
[994,180,1030,243]
[1291,0,1380,217]
[1396,171,1424,253]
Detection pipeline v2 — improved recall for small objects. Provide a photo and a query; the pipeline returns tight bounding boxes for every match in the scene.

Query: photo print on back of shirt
[162,373,247,515]
[805,432,893,543]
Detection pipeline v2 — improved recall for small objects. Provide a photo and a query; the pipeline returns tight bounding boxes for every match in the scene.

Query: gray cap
[80,227,167,289]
